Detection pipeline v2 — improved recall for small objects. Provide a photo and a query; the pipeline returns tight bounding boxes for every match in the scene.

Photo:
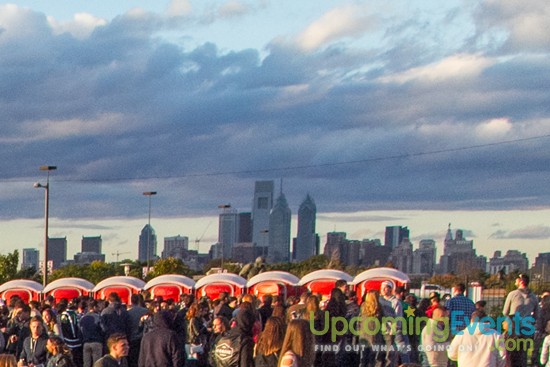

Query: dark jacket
[20,335,48,366]
[80,311,104,344]
[93,354,129,367]
[138,311,185,367]
[213,309,254,367]
[101,302,130,339]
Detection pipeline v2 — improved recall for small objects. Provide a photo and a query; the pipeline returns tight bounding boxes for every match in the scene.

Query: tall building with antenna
[268,181,291,263]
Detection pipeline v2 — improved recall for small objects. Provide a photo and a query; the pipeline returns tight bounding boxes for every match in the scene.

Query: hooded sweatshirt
[138,311,185,367]
[447,322,506,367]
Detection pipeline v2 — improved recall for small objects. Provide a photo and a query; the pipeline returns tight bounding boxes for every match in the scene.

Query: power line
[5,133,550,184]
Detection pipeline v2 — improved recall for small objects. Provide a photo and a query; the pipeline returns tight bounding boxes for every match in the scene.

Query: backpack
[213,332,243,367]
[59,310,83,348]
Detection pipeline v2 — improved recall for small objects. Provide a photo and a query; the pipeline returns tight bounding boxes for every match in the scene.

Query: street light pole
[260,229,269,260]
[143,191,157,273]
[34,165,57,287]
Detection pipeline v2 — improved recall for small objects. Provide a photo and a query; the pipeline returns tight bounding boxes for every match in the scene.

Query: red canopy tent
[298,269,353,299]
[246,271,301,301]
[144,274,195,302]
[93,276,145,304]
[194,273,246,300]
[0,279,43,303]
[42,277,95,303]
[352,267,410,302]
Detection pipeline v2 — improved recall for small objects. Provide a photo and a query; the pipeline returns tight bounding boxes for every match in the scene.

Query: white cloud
[475,118,513,138]
[10,113,133,142]
[380,54,494,84]
[489,225,550,239]
[48,13,107,39]
[218,1,249,18]
[295,5,372,51]
[167,0,192,17]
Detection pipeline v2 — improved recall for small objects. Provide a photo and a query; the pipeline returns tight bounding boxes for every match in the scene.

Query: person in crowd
[46,336,76,367]
[212,303,255,367]
[258,295,273,330]
[345,290,360,319]
[0,354,16,367]
[28,302,41,319]
[138,311,185,367]
[278,319,314,367]
[324,288,348,367]
[254,317,285,367]
[213,293,233,322]
[540,320,550,367]
[80,300,104,367]
[286,293,309,322]
[6,302,31,358]
[100,293,130,340]
[335,280,348,294]
[93,333,130,367]
[126,295,148,367]
[207,316,229,367]
[503,273,539,367]
[475,300,487,312]
[392,286,411,365]
[425,292,440,318]
[379,281,400,367]
[404,293,421,363]
[187,302,209,366]
[42,308,62,338]
[358,290,385,367]
[301,295,323,367]
[534,294,550,367]
[18,316,48,367]
[447,310,506,367]
[271,305,286,323]
[58,301,83,367]
[420,306,450,367]
[445,283,475,334]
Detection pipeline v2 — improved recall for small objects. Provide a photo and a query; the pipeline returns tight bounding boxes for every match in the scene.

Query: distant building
[238,212,253,243]
[412,239,436,275]
[534,252,550,283]
[385,226,410,248]
[74,252,105,264]
[294,194,317,261]
[268,189,291,263]
[81,236,102,254]
[138,224,157,263]
[162,235,189,259]
[218,207,238,261]
[48,237,67,270]
[251,180,274,251]
[22,248,39,270]
[488,250,528,275]
[438,225,486,274]
[390,239,414,273]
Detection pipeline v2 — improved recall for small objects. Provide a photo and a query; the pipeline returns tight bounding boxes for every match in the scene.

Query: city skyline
[0,1,549,267]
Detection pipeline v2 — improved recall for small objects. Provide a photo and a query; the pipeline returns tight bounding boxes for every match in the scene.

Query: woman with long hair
[46,336,76,367]
[358,290,384,367]
[301,295,324,367]
[255,317,286,367]
[42,307,62,337]
[0,354,16,367]
[278,319,314,367]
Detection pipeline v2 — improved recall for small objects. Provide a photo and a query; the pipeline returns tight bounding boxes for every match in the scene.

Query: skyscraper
[218,207,239,260]
[138,224,157,263]
[48,237,67,270]
[251,180,274,251]
[294,194,317,261]
[81,236,102,253]
[22,248,39,270]
[237,212,252,243]
[268,189,291,263]
[384,226,410,248]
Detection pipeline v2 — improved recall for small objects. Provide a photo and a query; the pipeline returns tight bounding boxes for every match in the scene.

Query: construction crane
[195,220,213,251]
[112,250,130,263]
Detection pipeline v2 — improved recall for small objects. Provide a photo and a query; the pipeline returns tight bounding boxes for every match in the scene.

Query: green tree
[85,261,119,284]
[146,257,194,281]
[0,250,19,284]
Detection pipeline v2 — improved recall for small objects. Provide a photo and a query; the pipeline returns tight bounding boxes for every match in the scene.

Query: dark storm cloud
[0,3,549,221]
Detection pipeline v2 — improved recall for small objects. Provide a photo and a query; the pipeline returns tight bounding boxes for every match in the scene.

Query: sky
[0,0,549,266]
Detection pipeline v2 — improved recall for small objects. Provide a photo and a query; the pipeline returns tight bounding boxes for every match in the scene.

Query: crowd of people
[0,273,547,367]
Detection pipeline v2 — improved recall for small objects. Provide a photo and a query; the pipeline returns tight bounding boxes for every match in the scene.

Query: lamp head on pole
[39,165,57,171]
[143,191,157,196]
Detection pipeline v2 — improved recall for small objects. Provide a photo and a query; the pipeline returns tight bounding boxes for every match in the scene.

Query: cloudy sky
[1,0,549,265]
